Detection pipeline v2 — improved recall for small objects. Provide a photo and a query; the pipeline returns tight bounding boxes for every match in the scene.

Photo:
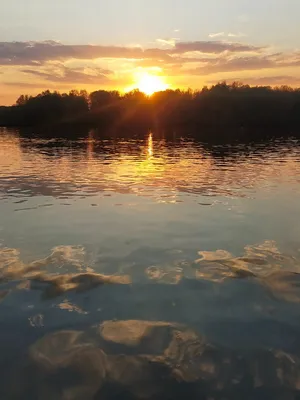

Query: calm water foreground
[1,128,300,399]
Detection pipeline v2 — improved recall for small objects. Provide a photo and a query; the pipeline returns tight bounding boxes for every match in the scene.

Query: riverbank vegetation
[1,82,300,132]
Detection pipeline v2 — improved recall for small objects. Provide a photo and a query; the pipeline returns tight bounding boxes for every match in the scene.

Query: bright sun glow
[129,72,169,95]
[137,73,169,95]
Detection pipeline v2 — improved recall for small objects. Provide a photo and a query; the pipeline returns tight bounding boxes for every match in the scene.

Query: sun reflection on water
[0,129,300,201]
[147,132,153,159]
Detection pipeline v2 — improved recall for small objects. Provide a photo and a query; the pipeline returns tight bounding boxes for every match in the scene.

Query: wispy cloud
[228,32,247,38]
[186,56,273,75]
[0,41,171,65]
[209,32,226,38]
[172,41,262,54]
[186,53,300,75]
[1,38,300,103]
[0,40,263,67]
[4,81,54,89]
[209,32,247,39]
[156,38,178,47]
[21,65,112,84]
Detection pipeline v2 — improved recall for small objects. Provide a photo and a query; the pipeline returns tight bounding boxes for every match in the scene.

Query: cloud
[228,32,247,38]
[0,41,172,66]
[0,40,263,67]
[206,56,274,74]
[21,65,112,84]
[156,38,177,47]
[1,39,300,104]
[209,32,225,38]
[3,81,54,89]
[172,41,263,54]
[186,52,300,75]
[209,32,247,39]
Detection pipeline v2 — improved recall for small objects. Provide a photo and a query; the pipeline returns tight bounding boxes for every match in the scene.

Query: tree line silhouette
[1,83,300,133]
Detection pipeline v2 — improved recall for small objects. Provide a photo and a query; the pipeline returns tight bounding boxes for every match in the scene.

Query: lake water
[1,127,300,399]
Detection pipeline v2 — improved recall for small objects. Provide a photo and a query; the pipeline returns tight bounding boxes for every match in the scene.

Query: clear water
[1,127,300,399]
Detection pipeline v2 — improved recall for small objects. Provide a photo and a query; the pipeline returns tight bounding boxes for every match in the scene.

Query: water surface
[1,128,300,399]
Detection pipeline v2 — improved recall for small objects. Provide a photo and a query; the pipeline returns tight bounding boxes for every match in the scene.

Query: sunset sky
[1,0,300,105]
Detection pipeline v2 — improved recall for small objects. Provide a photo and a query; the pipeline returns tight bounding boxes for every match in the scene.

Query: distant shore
[1,83,300,136]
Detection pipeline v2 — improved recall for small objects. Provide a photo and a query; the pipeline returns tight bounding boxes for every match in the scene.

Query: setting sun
[133,72,169,95]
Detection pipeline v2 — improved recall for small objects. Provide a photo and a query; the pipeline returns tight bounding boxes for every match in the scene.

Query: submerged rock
[6,319,300,399]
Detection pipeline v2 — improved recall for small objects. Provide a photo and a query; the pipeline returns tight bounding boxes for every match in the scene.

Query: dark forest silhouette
[1,82,300,134]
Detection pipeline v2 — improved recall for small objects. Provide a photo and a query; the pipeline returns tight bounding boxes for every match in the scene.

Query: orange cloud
[1,39,300,105]
[0,40,263,66]
[21,66,112,84]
